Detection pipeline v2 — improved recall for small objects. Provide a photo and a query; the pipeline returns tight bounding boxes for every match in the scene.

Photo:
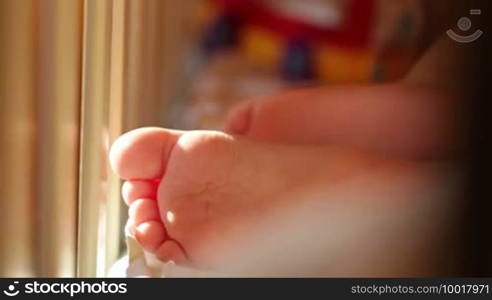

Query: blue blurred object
[281,39,313,81]
[202,14,240,54]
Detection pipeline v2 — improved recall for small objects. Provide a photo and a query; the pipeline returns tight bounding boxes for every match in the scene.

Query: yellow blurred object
[316,45,376,83]
[240,26,283,68]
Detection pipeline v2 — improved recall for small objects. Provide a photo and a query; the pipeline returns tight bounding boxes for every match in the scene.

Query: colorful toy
[199,0,421,83]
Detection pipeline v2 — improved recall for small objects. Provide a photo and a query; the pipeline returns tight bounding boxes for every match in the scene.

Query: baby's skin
[110,36,476,274]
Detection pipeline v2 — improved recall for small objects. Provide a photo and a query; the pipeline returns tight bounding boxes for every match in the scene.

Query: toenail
[226,104,253,134]
[156,240,188,264]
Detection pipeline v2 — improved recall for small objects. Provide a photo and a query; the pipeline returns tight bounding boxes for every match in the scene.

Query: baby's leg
[110,127,456,275]
[225,37,476,160]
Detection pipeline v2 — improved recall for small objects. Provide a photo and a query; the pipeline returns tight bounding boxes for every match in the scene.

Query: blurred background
[0,0,490,277]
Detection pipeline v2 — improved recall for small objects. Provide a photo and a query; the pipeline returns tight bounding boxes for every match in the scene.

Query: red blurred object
[212,0,375,48]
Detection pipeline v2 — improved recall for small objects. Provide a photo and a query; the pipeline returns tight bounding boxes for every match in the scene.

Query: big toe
[224,101,253,135]
[109,127,183,180]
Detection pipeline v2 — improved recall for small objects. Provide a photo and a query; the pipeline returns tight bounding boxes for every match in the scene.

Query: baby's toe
[156,240,188,264]
[122,180,159,205]
[109,127,182,180]
[128,198,161,225]
[129,198,168,252]
[135,221,167,252]
[224,101,253,134]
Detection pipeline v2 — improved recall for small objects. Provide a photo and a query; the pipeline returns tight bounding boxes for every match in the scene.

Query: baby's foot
[110,127,452,275]
[110,127,379,269]
[110,128,289,268]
